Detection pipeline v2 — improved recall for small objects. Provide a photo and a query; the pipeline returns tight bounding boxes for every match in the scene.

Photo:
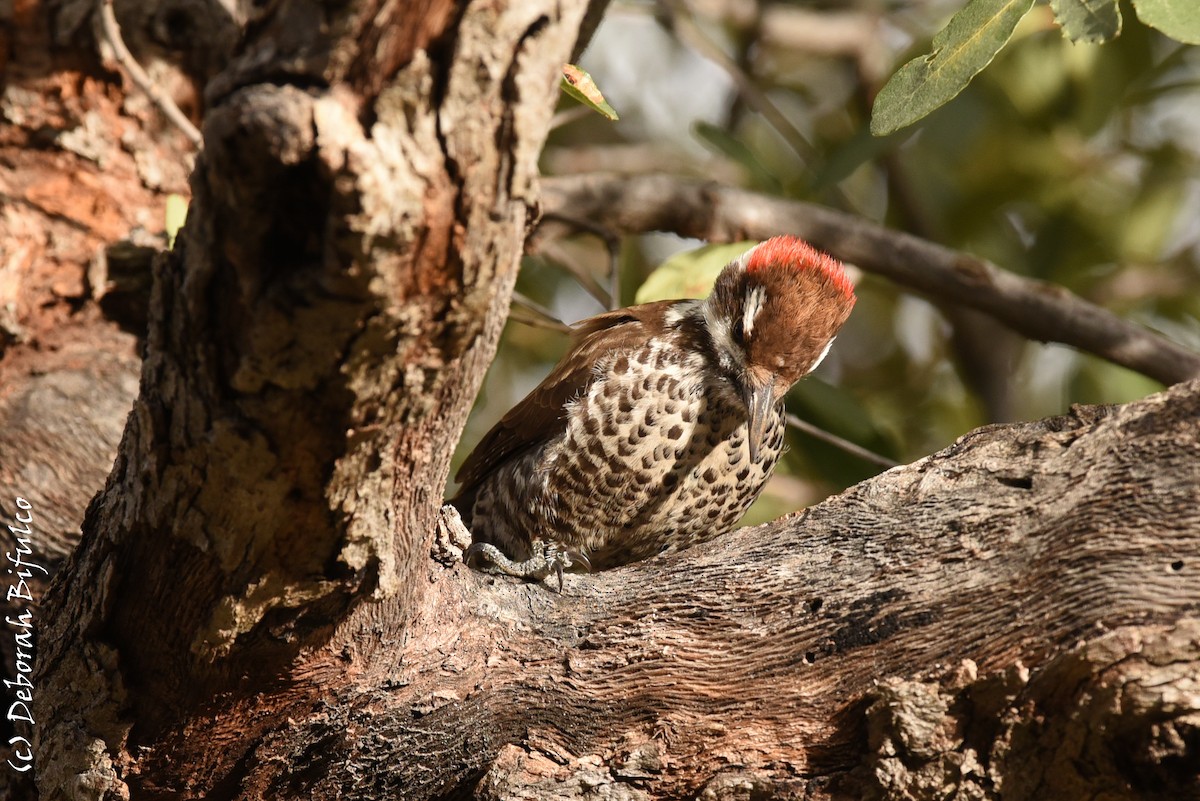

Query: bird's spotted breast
[479,337,786,570]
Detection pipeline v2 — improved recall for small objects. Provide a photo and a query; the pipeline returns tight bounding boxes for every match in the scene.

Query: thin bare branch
[784,412,898,469]
[529,244,613,309]
[535,211,623,309]
[540,172,1200,387]
[662,0,816,165]
[510,291,573,333]
[98,0,203,148]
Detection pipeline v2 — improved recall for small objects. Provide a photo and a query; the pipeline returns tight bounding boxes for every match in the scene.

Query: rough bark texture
[223,379,1196,801]
[1,1,205,795]
[0,0,208,559]
[8,1,1198,800]
[43,377,1198,800]
[31,0,586,798]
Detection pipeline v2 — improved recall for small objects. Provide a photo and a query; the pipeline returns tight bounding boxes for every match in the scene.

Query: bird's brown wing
[453,301,675,497]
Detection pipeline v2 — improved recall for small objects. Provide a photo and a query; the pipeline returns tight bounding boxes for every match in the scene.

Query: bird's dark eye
[731,317,746,346]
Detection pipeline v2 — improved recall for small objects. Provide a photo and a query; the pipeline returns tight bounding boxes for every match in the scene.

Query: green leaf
[1051,0,1122,42]
[634,242,755,304]
[560,64,619,121]
[1132,0,1200,44]
[165,194,189,249]
[871,0,1036,136]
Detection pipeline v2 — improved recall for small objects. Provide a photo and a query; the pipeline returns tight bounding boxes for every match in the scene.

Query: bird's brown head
[702,236,856,460]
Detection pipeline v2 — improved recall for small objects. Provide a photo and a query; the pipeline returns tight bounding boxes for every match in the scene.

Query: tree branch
[160,379,1200,798]
[36,1,588,796]
[97,0,203,148]
[539,173,1200,387]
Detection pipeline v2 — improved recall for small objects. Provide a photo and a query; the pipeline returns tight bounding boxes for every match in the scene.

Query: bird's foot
[433,504,473,567]
[465,540,590,591]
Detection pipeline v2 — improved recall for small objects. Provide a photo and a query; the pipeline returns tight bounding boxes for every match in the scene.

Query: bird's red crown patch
[745,235,855,301]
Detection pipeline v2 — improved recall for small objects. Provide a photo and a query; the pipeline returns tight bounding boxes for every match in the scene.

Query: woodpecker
[450,235,856,583]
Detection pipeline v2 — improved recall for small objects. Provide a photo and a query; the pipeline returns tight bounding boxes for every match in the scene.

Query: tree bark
[241,380,1198,801]
[227,383,1200,801]
[30,0,587,798]
[2,1,205,795]
[10,1,1199,800]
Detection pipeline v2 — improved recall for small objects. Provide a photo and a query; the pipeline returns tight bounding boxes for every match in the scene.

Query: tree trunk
[2,1,199,795]
[29,0,588,798]
[7,1,1198,800]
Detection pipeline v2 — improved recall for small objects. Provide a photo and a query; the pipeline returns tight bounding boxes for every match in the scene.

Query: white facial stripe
[743,286,766,340]
[807,337,835,374]
[703,303,739,373]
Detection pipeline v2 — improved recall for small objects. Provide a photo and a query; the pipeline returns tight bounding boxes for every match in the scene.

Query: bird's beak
[742,370,776,464]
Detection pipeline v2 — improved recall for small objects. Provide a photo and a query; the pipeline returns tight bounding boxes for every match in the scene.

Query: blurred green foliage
[450,0,1200,524]
[872,0,1199,134]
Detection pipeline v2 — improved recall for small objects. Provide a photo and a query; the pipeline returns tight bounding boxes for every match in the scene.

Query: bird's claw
[464,540,590,591]
[540,542,592,590]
